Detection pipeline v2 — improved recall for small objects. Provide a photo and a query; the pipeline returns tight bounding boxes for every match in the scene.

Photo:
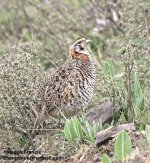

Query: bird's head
[68,38,92,62]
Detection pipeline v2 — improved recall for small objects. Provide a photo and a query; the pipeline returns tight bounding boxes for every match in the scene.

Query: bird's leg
[32,104,46,137]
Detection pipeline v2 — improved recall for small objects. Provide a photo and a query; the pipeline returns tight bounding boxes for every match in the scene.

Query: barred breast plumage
[33,38,96,131]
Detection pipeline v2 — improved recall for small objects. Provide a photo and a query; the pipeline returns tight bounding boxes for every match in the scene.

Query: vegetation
[0,0,150,162]
[63,116,102,144]
[101,130,132,163]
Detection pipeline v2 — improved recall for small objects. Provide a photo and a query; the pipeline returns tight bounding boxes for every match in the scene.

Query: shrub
[0,42,45,149]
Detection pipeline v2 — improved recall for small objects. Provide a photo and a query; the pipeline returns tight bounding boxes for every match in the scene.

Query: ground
[65,131,150,163]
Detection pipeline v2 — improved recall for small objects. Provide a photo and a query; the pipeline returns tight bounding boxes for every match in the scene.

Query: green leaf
[101,153,112,163]
[103,59,115,77]
[146,125,150,150]
[114,130,132,161]
[82,119,102,144]
[64,117,83,143]
[132,72,144,111]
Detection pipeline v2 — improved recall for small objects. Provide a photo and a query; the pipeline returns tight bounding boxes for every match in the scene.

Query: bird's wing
[36,60,77,109]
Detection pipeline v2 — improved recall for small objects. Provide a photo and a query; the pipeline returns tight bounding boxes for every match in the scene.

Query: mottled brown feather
[32,38,96,133]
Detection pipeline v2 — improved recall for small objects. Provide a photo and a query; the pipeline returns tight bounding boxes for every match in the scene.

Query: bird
[32,38,96,133]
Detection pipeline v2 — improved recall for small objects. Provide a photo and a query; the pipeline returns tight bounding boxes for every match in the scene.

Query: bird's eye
[79,46,84,50]
[75,44,84,51]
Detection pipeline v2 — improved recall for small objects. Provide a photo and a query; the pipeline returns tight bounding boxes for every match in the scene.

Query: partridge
[33,38,96,131]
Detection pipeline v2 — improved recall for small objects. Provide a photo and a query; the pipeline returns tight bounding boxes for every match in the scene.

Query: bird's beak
[85,39,92,44]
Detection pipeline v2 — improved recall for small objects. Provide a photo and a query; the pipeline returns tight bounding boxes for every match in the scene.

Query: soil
[61,131,150,163]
